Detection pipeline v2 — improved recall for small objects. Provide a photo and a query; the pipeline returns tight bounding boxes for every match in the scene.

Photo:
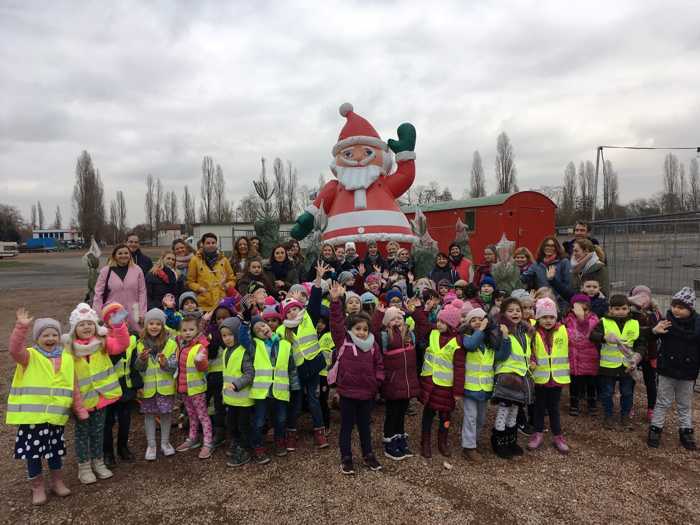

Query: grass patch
[0,260,43,270]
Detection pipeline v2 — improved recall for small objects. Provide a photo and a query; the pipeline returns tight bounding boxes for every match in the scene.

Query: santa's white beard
[332,163,384,209]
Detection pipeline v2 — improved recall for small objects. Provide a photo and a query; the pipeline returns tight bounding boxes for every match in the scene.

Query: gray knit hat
[345,291,361,305]
[672,287,696,310]
[288,284,309,298]
[33,318,61,341]
[337,271,355,285]
[144,308,166,325]
[220,317,242,340]
[178,291,198,309]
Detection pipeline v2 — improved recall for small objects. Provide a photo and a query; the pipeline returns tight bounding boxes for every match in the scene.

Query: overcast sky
[2,1,699,227]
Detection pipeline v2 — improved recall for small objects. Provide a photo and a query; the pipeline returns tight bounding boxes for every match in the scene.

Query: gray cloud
[1,1,699,226]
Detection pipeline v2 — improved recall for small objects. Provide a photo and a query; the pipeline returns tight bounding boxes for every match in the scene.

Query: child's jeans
[599,374,635,417]
[288,372,324,430]
[461,398,487,449]
[251,398,288,449]
[339,396,373,459]
[75,408,106,462]
[651,375,694,429]
[183,393,213,445]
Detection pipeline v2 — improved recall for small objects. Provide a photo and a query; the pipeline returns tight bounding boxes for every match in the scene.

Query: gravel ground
[1,286,699,525]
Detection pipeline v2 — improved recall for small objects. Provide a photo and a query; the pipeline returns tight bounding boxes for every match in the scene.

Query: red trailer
[403,191,556,262]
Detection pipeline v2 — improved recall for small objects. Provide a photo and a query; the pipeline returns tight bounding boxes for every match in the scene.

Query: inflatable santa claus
[290,103,418,251]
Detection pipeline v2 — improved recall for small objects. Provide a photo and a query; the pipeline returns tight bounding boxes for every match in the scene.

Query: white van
[0,241,19,258]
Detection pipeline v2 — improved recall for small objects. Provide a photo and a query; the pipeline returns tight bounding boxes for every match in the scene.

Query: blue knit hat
[386,288,403,303]
[480,275,496,288]
[360,292,378,305]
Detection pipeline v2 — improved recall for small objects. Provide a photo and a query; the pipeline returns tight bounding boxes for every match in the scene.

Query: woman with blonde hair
[146,250,183,310]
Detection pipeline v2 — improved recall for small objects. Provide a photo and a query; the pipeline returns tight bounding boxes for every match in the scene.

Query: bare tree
[31,204,37,229]
[469,150,486,198]
[72,151,105,241]
[0,203,24,242]
[495,132,518,194]
[155,177,164,239]
[212,164,227,223]
[109,199,118,244]
[236,191,262,222]
[602,159,619,218]
[115,191,127,239]
[679,162,687,211]
[272,158,287,221]
[37,201,45,230]
[200,156,215,223]
[577,161,595,216]
[53,205,62,229]
[164,191,179,224]
[662,153,681,212]
[183,185,196,233]
[689,158,700,210]
[560,162,577,222]
[253,157,275,219]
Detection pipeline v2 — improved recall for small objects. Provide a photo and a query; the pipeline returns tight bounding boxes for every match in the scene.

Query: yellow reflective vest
[114,336,137,389]
[495,333,532,377]
[318,332,334,378]
[600,318,640,369]
[532,326,570,385]
[222,346,254,407]
[464,344,495,393]
[208,345,224,374]
[74,347,123,410]
[6,347,75,426]
[179,343,207,395]
[279,312,321,366]
[421,330,460,387]
[250,338,292,401]
[141,339,177,398]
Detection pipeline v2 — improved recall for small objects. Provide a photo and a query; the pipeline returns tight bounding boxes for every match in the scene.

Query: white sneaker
[161,443,175,457]
[145,446,157,461]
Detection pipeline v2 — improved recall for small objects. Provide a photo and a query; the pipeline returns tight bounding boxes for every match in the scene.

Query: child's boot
[491,429,512,459]
[461,448,484,463]
[506,426,524,456]
[679,428,696,450]
[226,446,251,468]
[437,428,451,457]
[252,447,271,465]
[286,429,297,452]
[552,435,570,455]
[313,427,329,449]
[78,461,97,484]
[528,432,544,450]
[383,435,406,461]
[569,398,579,417]
[340,456,355,475]
[91,457,113,479]
[603,415,615,430]
[399,433,414,458]
[49,470,71,497]
[30,475,47,506]
[588,399,598,416]
[647,425,662,448]
[275,437,288,457]
[363,453,382,471]
[420,430,432,458]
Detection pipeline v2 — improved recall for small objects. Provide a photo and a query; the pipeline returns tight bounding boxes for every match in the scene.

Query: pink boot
[553,435,570,454]
[528,432,543,450]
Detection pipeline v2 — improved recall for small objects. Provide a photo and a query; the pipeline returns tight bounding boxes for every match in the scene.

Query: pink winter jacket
[564,312,600,376]
[93,264,147,332]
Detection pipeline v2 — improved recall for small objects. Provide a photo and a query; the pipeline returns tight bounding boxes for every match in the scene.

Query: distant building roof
[401,193,511,213]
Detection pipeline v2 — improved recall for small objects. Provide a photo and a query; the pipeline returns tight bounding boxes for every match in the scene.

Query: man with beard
[291,103,418,251]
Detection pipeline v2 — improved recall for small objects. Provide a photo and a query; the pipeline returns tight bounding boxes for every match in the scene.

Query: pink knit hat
[535,298,558,319]
[382,307,405,326]
[438,300,463,329]
[443,291,458,305]
[280,298,304,319]
[460,301,475,315]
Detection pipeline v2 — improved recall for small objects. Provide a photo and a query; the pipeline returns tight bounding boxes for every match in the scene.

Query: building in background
[32,228,82,242]
[156,224,185,247]
[191,222,296,253]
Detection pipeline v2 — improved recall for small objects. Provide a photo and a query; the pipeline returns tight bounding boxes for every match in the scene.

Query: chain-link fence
[589,212,700,308]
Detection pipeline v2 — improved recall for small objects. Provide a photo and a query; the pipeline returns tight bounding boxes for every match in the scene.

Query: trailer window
[464,210,476,231]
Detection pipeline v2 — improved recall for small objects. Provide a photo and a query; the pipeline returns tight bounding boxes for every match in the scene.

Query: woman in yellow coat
[186,233,236,312]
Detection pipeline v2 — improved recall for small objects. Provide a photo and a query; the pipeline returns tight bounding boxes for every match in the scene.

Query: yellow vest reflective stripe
[600,318,640,369]
[318,332,334,377]
[141,339,177,398]
[6,347,75,425]
[464,346,495,392]
[75,349,123,409]
[495,333,531,377]
[250,339,291,401]
[290,313,321,366]
[533,326,570,385]
[421,330,460,387]
[222,346,254,407]
[182,343,207,395]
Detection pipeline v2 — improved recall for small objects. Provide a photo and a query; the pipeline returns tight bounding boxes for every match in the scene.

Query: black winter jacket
[656,311,700,381]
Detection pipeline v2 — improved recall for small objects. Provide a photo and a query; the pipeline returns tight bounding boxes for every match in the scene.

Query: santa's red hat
[332,103,388,156]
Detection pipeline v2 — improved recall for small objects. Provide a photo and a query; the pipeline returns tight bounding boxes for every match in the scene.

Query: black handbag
[297,352,326,383]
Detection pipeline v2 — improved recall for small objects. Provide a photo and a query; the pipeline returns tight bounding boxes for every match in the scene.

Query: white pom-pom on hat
[339,102,354,117]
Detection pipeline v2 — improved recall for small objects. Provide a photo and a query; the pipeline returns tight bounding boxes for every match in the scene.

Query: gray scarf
[348,331,375,352]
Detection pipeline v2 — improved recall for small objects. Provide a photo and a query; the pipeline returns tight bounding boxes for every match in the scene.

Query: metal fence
[589,212,700,307]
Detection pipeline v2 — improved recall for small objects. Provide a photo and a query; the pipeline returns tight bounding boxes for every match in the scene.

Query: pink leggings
[182,393,213,445]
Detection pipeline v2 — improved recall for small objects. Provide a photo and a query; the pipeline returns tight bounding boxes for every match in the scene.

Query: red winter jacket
[330,300,384,401]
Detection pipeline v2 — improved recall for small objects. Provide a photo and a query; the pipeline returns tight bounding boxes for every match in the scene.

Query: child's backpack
[327,340,375,385]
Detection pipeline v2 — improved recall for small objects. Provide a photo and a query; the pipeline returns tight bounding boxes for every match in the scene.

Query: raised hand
[479,318,489,332]
[407,271,415,283]
[358,263,366,276]
[316,261,330,279]
[499,324,509,338]
[16,308,33,327]
[330,281,346,301]
[653,320,672,335]
[546,265,557,280]
[572,303,585,320]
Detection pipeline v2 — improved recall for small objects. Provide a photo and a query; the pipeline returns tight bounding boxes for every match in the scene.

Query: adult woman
[249,236,261,257]
[428,252,459,285]
[263,244,299,300]
[93,243,147,331]
[363,240,387,273]
[570,238,609,296]
[172,239,194,280]
[472,245,497,287]
[230,236,251,278]
[286,239,304,268]
[513,246,536,290]
[385,240,400,264]
[146,250,182,310]
[521,236,571,311]
[448,243,472,282]
[236,256,274,295]
[186,233,236,311]
[307,242,339,281]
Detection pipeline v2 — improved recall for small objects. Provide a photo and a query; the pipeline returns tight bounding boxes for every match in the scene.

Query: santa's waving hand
[291,103,417,248]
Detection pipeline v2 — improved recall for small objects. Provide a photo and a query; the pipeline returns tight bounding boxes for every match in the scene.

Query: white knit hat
[69,303,107,336]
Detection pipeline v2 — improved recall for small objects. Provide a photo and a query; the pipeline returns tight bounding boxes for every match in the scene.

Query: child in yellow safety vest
[589,295,645,431]
[7,308,88,505]
[510,289,537,437]
[220,316,255,468]
[317,308,334,433]
[174,315,213,459]
[527,298,571,454]
[133,308,177,461]
[64,302,130,484]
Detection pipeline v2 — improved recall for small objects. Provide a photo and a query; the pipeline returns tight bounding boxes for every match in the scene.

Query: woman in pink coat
[563,294,600,417]
[93,243,147,332]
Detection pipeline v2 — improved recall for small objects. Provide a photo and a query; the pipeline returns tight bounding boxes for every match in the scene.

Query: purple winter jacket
[330,299,384,401]
[564,311,600,376]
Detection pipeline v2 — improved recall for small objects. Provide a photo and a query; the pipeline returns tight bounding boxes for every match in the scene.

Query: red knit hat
[281,298,304,319]
[332,103,388,156]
